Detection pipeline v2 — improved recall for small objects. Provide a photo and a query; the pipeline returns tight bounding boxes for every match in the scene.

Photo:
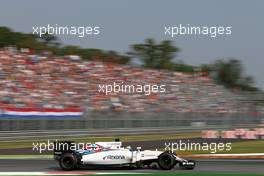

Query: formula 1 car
[53,140,195,171]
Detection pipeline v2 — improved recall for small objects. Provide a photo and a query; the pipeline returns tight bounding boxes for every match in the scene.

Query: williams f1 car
[53,140,195,171]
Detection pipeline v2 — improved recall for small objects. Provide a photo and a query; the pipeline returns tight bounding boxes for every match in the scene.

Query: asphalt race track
[1,133,263,174]
[0,158,264,174]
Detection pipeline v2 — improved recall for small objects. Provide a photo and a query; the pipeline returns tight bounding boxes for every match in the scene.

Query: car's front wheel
[59,153,77,171]
[157,152,176,170]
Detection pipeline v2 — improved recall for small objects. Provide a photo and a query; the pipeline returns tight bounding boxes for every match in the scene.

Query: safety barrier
[0,111,263,131]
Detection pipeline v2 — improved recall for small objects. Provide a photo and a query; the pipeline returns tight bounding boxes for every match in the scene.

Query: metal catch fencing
[0,112,263,131]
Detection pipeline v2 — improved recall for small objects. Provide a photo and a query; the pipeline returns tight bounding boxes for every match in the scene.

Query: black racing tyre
[59,153,77,171]
[157,152,176,170]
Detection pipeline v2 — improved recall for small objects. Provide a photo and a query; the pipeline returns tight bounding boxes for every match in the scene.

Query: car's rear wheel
[157,152,176,170]
[59,153,77,171]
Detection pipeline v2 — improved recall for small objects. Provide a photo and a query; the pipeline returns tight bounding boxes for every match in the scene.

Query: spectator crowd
[0,48,253,114]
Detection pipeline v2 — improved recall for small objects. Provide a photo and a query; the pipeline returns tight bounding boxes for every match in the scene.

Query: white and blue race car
[53,140,195,171]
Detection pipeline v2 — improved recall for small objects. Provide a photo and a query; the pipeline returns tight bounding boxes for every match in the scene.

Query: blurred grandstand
[0,47,263,129]
[0,47,264,130]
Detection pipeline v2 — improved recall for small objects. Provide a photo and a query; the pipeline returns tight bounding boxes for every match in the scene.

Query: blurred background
[0,0,264,174]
